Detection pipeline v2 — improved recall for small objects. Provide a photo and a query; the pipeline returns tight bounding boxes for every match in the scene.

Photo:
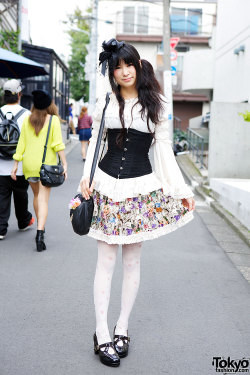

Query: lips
[123,78,132,82]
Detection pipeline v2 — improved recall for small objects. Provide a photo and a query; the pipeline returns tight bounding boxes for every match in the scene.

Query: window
[137,6,149,34]
[123,7,135,33]
[170,7,202,35]
[123,6,149,34]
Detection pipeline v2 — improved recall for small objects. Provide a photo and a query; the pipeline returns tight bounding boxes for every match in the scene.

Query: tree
[0,29,20,54]
[65,7,90,102]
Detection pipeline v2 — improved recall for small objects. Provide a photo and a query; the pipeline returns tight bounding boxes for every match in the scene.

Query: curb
[210,201,250,248]
[177,158,250,248]
[65,138,78,156]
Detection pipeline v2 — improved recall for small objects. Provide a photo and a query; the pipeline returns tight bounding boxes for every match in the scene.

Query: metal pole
[163,0,173,144]
[18,0,22,51]
[88,0,98,116]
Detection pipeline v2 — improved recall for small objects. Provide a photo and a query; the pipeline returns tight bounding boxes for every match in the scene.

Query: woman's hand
[11,161,18,181]
[80,177,95,200]
[63,163,68,180]
[182,197,195,211]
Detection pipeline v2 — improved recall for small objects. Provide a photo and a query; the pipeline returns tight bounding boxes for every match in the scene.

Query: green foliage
[174,129,187,142]
[0,29,21,54]
[65,7,90,102]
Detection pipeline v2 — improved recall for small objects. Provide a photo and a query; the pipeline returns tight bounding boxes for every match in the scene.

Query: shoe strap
[114,334,130,342]
[98,341,114,350]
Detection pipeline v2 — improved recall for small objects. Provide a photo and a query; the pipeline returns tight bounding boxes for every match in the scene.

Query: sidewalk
[1,143,250,375]
[177,152,250,282]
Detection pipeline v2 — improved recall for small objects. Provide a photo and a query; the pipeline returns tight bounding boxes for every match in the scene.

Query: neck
[120,86,138,100]
[6,102,19,105]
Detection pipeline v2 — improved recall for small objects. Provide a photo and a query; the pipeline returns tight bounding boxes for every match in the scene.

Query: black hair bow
[99,38,125,76]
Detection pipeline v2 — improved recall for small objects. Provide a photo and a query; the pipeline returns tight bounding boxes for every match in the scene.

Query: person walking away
[77,106,92,161]
[0,79,34,240]
[11,90,67,251]
[80,39,195,367]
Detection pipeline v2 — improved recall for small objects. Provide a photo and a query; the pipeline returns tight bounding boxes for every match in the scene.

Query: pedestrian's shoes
[113,325,130,358]
[93,332,120,367]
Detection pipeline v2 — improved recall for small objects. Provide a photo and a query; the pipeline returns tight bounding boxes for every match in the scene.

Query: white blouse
[80,93,194,202]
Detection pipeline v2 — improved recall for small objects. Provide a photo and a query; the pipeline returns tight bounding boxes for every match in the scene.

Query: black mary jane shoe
[93,332,120,367]
[35,230,46,252]
[113,325,130,358]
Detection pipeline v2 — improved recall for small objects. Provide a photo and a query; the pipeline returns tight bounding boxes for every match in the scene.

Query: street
[1,142,250,375]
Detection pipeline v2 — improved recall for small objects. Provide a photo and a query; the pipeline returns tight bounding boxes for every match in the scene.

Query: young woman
[80,39,195,367]
[11,90,67,251]
[77,106,93,161]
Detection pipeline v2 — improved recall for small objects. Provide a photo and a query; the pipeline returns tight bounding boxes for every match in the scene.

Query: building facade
[94,0,217,130]
[21,44,70,121]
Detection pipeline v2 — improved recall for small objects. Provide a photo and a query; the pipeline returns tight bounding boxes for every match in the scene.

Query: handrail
[187,128,206,169]
[174,116,182,130]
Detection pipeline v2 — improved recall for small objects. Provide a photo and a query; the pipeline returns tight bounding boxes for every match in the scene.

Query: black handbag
[40,116,65,187]
[70,92,110,235]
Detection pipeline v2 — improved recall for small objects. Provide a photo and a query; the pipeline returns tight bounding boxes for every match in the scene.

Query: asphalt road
[1,141,250,375]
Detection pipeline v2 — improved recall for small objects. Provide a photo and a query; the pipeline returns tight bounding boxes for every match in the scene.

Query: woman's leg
[29,181,39,221]
[115,242,142,340]
[37,182,51,230]
[81,141,87,159]
[94,240,118,351]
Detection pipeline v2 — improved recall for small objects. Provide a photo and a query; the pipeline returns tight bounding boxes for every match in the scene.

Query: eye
[115,66,121,70]
[128,63,133,67]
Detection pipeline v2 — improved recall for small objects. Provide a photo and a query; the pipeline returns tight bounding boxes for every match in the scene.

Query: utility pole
[88,0,98,116]
[18,0,22,51]
[163,0,173,143]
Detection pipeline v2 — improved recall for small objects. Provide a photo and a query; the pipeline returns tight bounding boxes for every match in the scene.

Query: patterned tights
[94,240,142,352]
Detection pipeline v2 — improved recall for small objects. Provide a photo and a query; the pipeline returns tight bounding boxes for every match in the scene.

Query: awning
[0,47,48,78]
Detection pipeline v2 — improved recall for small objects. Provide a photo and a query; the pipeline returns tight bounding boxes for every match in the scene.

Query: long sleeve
[13,118,26,161]
[153,110,194,200]
[51,116,65,152]
[82,95,107,179]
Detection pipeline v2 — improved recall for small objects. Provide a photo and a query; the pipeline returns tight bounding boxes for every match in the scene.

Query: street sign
[170,37,180,50]
[171,66,177,76]
[170,50,178,61]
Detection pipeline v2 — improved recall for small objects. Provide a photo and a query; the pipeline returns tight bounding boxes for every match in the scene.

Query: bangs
[111,45,139,68]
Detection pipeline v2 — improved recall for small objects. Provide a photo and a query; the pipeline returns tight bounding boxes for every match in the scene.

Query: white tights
[94,240,142,352]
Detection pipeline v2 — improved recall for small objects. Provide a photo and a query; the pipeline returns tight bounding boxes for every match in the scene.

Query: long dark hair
[101,41,165,146]
[29,101,60,135]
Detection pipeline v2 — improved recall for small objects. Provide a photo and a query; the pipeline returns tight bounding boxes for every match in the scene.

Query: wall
[189,115,202,128]
[174,101,202,130]
[210,178,250,230]
[208,102,250,179]
[182,49,214,92]
[213,0,250,102]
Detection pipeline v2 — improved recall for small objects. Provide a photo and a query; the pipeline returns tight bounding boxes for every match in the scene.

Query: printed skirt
[88,188,194,244]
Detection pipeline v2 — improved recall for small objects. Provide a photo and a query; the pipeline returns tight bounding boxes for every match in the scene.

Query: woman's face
[113,60,137,88]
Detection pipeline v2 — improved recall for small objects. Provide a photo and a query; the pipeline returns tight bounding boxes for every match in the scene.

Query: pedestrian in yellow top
[11,90,67,252]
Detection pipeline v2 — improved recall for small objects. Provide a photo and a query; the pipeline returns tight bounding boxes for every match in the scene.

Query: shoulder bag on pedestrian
[70,92,110,236]
[40,115,65,187]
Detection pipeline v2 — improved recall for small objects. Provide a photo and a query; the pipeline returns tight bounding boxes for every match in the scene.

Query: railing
[174,116,182,130]
[187,128,206,169]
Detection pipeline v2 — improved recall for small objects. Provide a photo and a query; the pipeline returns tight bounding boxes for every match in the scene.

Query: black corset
[98,128,153,179]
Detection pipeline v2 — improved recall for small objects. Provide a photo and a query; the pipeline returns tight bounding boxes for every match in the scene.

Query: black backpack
[0,108,27,160]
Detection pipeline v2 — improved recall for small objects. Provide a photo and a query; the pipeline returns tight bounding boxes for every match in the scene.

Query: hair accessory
[99,39,125,76]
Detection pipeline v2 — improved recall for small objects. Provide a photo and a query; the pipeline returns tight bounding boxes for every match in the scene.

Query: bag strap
[42,115,53,164]
[13,108,27,121]
[89,92,111,188]
[0,109,4,121]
